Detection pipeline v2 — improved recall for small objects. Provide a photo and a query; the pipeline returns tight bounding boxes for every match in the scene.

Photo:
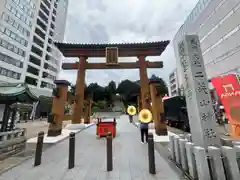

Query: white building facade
[168,68,179,97]
[173,0,240,87]
[0,0,68,97]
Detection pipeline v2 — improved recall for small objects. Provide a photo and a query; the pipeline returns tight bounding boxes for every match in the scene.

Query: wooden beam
[62,61,163,70]
[60,48,167,57]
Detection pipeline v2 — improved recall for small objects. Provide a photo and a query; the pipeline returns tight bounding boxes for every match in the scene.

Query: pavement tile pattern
[0,115,182,180]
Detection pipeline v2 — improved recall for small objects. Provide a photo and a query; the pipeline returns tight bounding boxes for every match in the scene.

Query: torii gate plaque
[54,41,170,124]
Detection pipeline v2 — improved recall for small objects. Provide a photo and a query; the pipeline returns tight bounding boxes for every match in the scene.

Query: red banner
[211,74,240,123]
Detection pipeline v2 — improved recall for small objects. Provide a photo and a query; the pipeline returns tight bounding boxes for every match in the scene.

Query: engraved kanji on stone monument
[106,47,118,64]
[178,35,220,148]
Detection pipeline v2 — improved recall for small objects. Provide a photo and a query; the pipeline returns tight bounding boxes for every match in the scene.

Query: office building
[0,0,69,97]
[173,0,240,88]
[168,68,179,97]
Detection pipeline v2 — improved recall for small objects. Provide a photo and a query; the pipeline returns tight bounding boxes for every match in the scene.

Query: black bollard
[148,133,156,174]
[106,132,113,171]
[68,132,75,169]
[34,131,44,166]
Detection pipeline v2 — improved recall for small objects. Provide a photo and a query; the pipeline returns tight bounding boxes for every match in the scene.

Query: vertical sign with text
[178,35,220,148]
[106,47,118,65]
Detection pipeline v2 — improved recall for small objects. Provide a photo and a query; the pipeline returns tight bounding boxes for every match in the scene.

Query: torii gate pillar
[138,56,151,110]
[72,56,87,124]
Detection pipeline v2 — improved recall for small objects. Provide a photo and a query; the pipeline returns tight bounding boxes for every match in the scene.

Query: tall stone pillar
[149,81,168,135]
[138,56,151,110]
[48,80,70,136]
[72,56,87,124]
[178,35,220,148]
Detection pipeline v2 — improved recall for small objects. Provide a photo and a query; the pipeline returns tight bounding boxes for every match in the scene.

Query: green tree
[117,80,140,106]
[107,81,117,94]
[149,74,168,96]
[69,83,87,95]
[104,81,117,106]
[86,83,105,102]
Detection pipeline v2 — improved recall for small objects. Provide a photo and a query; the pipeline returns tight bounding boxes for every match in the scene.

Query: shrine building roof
[54,41,170,57]
[0,83,38,103]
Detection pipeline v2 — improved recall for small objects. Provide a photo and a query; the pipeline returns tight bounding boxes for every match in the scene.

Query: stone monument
[178,35,220,148]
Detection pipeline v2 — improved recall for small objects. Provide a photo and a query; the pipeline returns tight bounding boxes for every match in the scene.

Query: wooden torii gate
[54,41,170,124]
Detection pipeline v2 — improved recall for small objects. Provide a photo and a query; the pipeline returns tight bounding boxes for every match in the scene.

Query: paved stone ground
[15,120,49,139]
[0,115,183,180]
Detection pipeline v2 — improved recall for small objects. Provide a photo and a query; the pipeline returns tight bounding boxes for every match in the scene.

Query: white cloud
[59,0,198,86]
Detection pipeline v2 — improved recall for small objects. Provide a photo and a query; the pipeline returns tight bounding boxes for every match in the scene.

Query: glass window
[22,6,26,12]
[0,25,5,33]
[16,12,21,18]
[10,32,16,39]
[13,72,18,79]
[7,70,12,77]
[13,0,19,4]
[18,25,23,32]
[18,49,22,55]
[8,17,14,25]
[28,10,31,16]
[5,29,11,36]
[8,44,14,51]
[11,8,17,15]
[22,28,25,34]
[25,19,29,25]
[13,21,18,28]
[16,61,21,67]
[2,13,9,21]
[14,46,18,53]
[2,69,7,76]
[16,36,21,43]
[1,40,7,48]
[0,54,5,60]
[20,38,25,45]
[5,57,10,63]
[20,15,24,21]
[20,4,24,10]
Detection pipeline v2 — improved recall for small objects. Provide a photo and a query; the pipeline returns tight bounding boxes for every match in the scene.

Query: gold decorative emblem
[139,109,152,123]
[127,105,137,116]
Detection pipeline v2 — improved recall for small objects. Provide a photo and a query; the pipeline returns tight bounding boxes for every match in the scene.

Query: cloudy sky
[58,0,199,86]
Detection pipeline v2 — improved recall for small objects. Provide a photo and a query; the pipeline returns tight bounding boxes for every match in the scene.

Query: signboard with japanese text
[211,74,240,137]
[106,47,118,65]
[178,35,220,148]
